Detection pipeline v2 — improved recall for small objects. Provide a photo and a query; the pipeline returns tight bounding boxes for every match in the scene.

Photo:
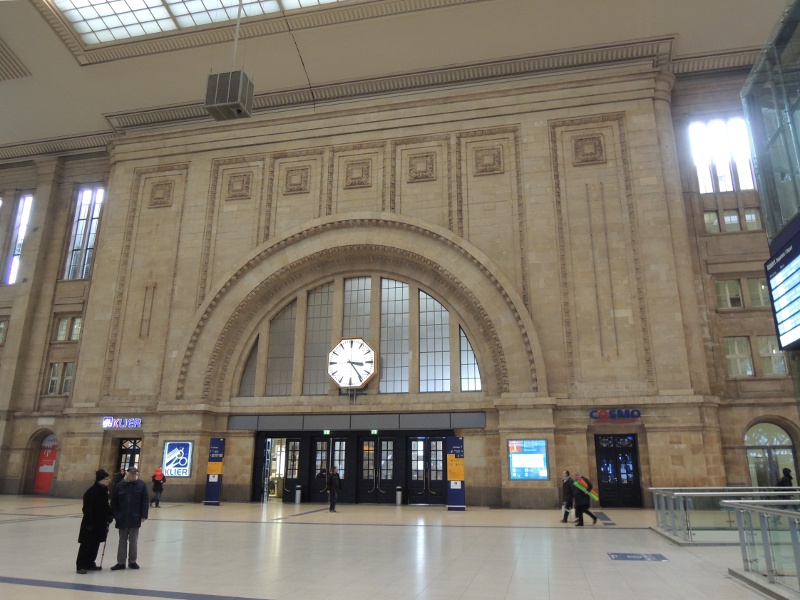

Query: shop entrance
[115,439,142,473]
[593,434,642,508]
[252,430,451,505]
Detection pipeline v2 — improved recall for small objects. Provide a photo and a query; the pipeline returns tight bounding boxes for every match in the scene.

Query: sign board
[162,441,193,477]
[507,439,549,480]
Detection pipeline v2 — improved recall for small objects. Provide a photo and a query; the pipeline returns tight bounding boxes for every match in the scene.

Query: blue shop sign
[102,416,142,429]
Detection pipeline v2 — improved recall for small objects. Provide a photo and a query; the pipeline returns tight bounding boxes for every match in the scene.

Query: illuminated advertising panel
[507,439,548,480]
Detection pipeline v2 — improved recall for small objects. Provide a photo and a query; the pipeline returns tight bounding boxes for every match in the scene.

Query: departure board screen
[766,238,800,350]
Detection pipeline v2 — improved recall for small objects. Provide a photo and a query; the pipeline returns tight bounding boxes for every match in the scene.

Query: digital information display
[507,439,548,480]
[766,236,800,350]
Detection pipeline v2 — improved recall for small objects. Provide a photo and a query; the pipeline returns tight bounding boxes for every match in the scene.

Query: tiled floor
[0,495,779,599]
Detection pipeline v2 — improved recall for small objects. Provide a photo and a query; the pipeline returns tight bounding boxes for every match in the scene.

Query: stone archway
[173,214,547,404]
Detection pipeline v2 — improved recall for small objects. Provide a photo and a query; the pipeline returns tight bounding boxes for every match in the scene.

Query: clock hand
[348,361,364,366]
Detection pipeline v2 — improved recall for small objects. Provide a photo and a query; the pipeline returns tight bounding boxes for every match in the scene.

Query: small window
[46,361,76,395]
[723,210,741,232]
[744,208,763,231]
[715,280,743,309]
[758,336,788,376]
[724,336,754,377]
[54,315,82,342]
[704,211,721,233]
[748,278,769,308]
[0,318,7,345]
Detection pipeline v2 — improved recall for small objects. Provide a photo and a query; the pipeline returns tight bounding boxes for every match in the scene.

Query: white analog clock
[328,338,377,389]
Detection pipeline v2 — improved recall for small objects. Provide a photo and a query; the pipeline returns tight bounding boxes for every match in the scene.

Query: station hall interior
[4,0,800,596]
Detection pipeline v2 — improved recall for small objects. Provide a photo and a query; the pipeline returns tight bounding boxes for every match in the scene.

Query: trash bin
[396,486,403,505]
[295,485,302,504]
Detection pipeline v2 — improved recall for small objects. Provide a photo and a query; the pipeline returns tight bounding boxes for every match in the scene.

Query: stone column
[0,157,64,492]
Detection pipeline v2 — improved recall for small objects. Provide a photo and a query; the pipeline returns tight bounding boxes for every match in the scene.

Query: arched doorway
[32,433,59,493]
[745,422,797,486]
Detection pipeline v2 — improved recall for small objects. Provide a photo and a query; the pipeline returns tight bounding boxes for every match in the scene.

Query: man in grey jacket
[109,466,149,570]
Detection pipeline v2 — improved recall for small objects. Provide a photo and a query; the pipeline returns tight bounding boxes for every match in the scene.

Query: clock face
[328,338,377,389]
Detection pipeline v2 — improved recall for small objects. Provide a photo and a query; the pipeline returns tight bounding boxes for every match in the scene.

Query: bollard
[295,485,301,504]
[396,486,403,506]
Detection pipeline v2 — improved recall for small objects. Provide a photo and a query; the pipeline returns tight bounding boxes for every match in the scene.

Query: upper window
[703,208,763,234]
[242,276,482,397]
[0,317,8,345]
[54,315,83,342]
[748,278,770,308]
[6,194,33,285]
[724,336,754,377]
[716,280,743,309]
[65,187,104,280]
[54,0,353,45]
[689,118,755,194]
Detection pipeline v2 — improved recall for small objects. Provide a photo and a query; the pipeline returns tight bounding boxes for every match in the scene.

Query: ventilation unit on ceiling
[204,70,254,121]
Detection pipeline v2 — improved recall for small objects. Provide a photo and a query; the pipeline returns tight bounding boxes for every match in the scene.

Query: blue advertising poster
[446,436,466,511]
[507,439,549,480]
[162,441,193,477]
[203,437,225,505]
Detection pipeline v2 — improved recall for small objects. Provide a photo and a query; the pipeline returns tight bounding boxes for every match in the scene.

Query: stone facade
[0,56,796,508]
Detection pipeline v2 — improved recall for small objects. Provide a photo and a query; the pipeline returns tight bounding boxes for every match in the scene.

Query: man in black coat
[327,466,341,513]
[110,466,149,570]
[561,470,575,523]
[76,469,113,574]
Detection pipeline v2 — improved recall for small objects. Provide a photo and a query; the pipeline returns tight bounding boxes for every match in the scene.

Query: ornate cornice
[0,36,762,163]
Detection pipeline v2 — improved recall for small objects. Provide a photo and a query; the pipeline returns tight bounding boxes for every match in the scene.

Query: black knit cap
[95,469,110,481]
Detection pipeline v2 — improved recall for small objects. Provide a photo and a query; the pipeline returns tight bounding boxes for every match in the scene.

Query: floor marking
[0,576,272,600]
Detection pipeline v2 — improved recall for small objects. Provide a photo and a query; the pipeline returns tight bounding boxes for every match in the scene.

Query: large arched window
[745,422,797,486]
[237,275,481,397]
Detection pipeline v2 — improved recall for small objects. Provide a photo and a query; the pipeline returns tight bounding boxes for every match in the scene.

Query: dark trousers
[151,490,162,506]
[329,490,337,511]
[76,540,101,569]
[575,504,597,525]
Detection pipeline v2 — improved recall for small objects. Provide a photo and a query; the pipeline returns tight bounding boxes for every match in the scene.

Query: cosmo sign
[163,441,193,477]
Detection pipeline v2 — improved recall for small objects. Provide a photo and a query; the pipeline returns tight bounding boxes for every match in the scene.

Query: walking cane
[99,527,108,568]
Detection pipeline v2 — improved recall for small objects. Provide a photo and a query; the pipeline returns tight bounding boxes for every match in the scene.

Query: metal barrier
[721,500,800,595]
[650,487,800,543]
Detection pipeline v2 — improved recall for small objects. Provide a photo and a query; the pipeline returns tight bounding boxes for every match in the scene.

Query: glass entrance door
[357,435,398,503]
[115,438,141,473]
[308,437,330,503]
[407,436,446,505]
[594,434,642,508]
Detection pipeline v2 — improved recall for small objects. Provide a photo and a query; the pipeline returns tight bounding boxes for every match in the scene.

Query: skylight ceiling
[53,0,347,45]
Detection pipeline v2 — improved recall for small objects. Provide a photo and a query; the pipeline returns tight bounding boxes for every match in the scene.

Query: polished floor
[0,495,778,600]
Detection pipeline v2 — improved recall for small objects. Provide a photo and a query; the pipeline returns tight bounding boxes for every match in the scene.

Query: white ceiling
[0,0,789,154]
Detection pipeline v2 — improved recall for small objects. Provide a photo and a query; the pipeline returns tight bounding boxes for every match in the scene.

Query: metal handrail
[721,500,800,592]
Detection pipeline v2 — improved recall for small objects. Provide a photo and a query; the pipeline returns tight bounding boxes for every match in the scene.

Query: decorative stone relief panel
[328,143,385,216]
[572,134,606,166]
[199,156,267,305]
[549,114,653,394]
[408,153,436,182]
[457,129,529,311]
[226,173,252,200]
[103,163,189,397]
[284,167,310,194]
[149,181,173,208]
[344,159,372,189]
[390,137,450,230]
[267,150,325,239]
[473,146,503,176]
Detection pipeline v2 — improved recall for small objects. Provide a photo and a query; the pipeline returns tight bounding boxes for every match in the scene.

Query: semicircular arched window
[745,423,797,486]
[237,276,482,397]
